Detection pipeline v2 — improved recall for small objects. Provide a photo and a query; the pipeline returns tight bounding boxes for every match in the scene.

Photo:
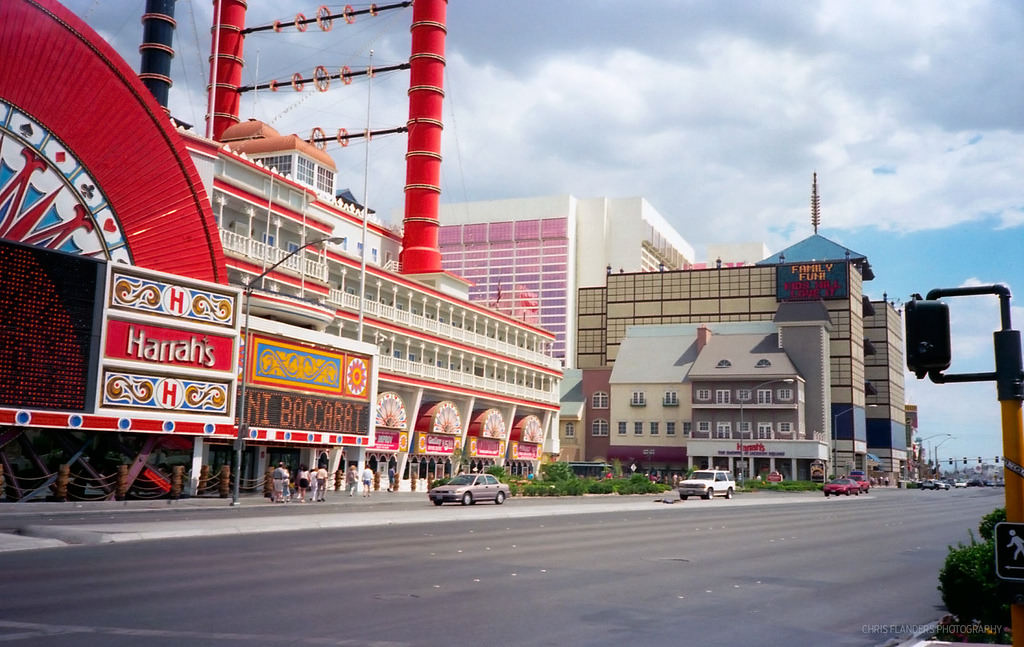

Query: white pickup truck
[678,469,735,500]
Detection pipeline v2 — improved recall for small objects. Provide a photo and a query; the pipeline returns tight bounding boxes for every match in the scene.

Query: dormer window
[716,359,732,368]
[755,358,772,368]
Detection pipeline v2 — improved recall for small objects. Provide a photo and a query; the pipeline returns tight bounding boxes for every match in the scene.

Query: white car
[953,480,967,488]
[678,469,735,500]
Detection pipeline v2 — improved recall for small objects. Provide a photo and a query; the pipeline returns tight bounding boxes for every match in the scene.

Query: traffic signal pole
[907,285,1024,645]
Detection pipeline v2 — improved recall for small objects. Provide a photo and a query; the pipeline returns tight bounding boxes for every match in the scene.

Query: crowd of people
[271,462,399,502]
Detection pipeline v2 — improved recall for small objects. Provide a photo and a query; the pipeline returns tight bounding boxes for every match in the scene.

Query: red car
[848,471,870,492]
[823,478,860,497]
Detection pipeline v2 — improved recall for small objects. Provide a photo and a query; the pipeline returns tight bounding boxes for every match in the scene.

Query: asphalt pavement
[0,487,1002,647]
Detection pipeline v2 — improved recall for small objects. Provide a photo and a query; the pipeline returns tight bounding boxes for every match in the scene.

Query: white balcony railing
[220,229,329,283]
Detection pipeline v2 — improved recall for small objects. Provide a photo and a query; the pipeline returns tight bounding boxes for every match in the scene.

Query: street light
[932,436,956,477]
[831,404,878,478]
[915,432,952,479]
[231,236,345,505]
[738,378,794,482]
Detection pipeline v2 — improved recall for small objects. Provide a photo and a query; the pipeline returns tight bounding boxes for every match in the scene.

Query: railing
[375,355,557,403]
[220,230,329,282]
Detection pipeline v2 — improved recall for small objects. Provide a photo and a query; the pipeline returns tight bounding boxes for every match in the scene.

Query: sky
[63,0,1024,469]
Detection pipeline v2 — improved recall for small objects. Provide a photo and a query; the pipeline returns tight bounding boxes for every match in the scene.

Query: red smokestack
[209,0,246,140]
[400,0,447,274]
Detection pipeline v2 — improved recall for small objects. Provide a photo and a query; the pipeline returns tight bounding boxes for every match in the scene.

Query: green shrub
[938,536,1008,627]
[486,465,509,482]
[979,507,1006,542]
[541,461,574,482]
[586,479,615,494]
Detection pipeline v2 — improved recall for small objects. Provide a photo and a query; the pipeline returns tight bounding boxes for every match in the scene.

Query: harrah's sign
[105,320,233,371]
[737,442,766,453]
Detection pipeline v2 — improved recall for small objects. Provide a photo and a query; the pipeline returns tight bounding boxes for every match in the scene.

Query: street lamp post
[738,378,794,482]
[915,433,952,480]
[933,436,955,477]
[231,236,345,506]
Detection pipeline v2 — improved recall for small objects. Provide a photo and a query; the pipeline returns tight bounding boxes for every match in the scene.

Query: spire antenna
[811,172,821,234]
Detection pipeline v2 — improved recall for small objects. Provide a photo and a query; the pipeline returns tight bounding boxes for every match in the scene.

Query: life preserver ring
[310,127,326,150]
[337,128,349,147]
[269,79,279,92]
[316,5,332,31]
[314,65,329,92]
[272,20,282,33]
[343,5,355,24]
[341,65,353,85]
[291,72,304,92]
[295,13,307,32]
[369,4,378,17]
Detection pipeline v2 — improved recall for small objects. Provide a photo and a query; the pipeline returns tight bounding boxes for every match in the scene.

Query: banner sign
[777,262,848,301]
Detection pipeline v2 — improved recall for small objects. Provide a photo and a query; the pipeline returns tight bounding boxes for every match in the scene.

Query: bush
[541,461,574,483]
[586,479,616,494]
[486,465,509,482]
[979,507,1006,542]
[937,507,1011,633]
[938,537,1008,627]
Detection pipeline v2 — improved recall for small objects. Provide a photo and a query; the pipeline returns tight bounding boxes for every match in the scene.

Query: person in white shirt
[361,466,373,497]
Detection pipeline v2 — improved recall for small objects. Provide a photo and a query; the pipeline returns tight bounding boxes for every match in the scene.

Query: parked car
[953,480,967,488]
[428,473,509,506]
[919,479,949,490]
[847,472,871,492]
[966,478,985,487]
[678,469,735,500]
[823,478,860,497]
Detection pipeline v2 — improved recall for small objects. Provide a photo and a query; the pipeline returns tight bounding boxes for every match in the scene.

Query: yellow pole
[1003,399,1024,646]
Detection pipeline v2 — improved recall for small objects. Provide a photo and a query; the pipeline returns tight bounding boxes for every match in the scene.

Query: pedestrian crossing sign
[995,522,1024,582]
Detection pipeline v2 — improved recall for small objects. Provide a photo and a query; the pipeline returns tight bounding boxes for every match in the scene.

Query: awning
[866,453,881,463]
[605,446,688,464]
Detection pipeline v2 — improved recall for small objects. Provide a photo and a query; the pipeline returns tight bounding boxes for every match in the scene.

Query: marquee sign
[0,240,104,412]
[416,433,458,455]
[373,429,409,452]
[776,262,849,301]
[241,386,370,435]
[510,441,539,460]
[97,265,241,420]
[470,436,504,458]
[246,334,370,400]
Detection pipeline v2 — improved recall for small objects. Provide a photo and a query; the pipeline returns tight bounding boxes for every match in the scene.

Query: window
[758,422,773,439]
[682,421,692,437]
[592,392,609,409]
[631,391,646,406]
[716,359,732,368]
[296,156,316,186]
[697,421,710,434]
[715,389,731,404]
[316,165,334,194]
[778,422,792,435]
[755,358,772,368]
[714,422,731,439]
[663,391,678,406]
[737,389,752,402]
[778,388,793,401]
[287,242,299,253]
[634,422,643,435]
[757,389,773,405]
[617,421,627,435]
[696,388,711,401]
[255,154,291,176]
[591,419,609,436]
[666,421,676,436]
[738,421,751,437]
[650,422,659,435]
[564,422,575,438]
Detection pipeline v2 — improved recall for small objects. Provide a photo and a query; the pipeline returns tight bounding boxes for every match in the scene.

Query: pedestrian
[345,464,358,497]
[272,461,288,503]
[308,465,320,503]
[281,464,292,503]
[361,465,373,497]
[315,464,328,501]
[296,464,310,502]
[387,464,397,492]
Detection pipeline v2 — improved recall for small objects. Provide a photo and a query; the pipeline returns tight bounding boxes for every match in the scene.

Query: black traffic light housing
[905,298,951,378]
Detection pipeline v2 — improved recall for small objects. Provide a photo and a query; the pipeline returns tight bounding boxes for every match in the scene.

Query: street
[0,487,1005,646]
